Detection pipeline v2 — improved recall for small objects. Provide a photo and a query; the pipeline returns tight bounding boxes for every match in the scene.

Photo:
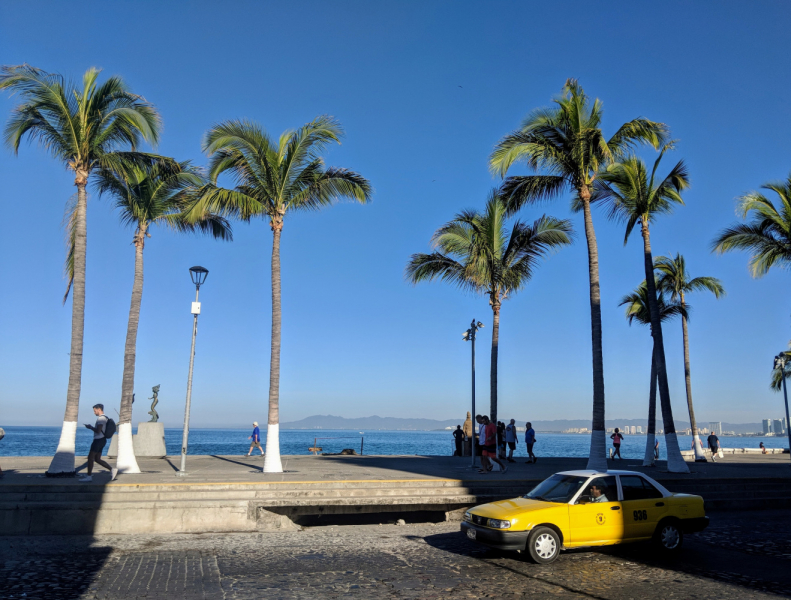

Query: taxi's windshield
[525,475,588,503]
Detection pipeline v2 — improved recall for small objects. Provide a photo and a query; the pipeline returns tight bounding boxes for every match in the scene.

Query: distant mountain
[280,415,764,434]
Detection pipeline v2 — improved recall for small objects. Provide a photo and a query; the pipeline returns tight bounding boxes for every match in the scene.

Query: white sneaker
[111,468,118,481]
[79,475,93,482]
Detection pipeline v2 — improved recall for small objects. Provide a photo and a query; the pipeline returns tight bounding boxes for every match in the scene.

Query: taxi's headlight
[463,511,472,523]
[487,519,511,529]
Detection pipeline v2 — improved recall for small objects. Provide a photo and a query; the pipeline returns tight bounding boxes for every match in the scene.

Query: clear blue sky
[1,2,790,427]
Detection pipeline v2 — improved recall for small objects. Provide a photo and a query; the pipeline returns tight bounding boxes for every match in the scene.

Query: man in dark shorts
[505,419,517,462]
[452,425,464,456]
[79,404,116,482]
[707,431,720,462]
[480,416,507,474]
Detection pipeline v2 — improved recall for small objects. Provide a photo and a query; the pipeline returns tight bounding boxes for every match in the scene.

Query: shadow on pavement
[209,454,263,472]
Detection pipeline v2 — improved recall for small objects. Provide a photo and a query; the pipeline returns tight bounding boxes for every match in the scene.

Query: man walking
[524,422,537,464]
[476,415,488,470]
[707,431,720,462]
[247,421,264,456]
[505,419,517,462]
[452,425,464,457]
[79,404,116,482]
[481,416,507,474]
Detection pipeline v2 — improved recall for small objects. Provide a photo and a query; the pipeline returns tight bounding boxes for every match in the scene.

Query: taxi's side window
[620,475,663,500]
[576,475,617,503]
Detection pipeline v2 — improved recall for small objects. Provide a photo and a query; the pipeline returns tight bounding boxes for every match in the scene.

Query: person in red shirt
[480,416,507,474]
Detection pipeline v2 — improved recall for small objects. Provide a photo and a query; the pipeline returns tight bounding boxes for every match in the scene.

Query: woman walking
[610,428,624,460]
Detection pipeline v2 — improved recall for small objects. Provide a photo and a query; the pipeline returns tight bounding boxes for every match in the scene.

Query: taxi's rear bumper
[460,521,529,551]
[680,516,709,533]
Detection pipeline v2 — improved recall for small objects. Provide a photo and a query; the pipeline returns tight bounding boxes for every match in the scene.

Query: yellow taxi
[461,470,708,564]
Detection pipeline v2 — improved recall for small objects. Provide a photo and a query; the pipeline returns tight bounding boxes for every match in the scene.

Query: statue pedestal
[463,439,472,457]
[107,422,167,458]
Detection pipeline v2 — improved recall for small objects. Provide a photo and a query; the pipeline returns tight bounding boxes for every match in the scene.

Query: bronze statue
[148,385,160,422]
[462,411,473,439]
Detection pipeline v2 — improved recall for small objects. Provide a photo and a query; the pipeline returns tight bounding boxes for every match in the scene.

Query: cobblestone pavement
[1,510,789,599]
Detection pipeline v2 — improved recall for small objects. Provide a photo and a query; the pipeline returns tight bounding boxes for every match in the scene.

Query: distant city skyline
[2,3,791,429]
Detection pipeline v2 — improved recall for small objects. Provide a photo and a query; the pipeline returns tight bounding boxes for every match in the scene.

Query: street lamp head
[476,321,484,328]
[189,266,209,288]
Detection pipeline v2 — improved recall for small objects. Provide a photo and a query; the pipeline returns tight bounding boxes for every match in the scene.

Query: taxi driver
[590,482,609,503]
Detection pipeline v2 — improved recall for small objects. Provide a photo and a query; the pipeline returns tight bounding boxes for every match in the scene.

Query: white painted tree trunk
[665,432,688,473]
[48,421,78,475]
[587,430,607,472]
[692,434,706,461]
[642,433,656,467]
[115,422,140,474]
[263,423,282,473]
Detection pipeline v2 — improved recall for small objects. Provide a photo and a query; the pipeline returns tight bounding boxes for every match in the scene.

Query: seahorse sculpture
[148,385,160,423]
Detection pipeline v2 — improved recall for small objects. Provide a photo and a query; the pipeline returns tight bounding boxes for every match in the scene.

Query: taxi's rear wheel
[653,519,683,553]
[527,526,560,564]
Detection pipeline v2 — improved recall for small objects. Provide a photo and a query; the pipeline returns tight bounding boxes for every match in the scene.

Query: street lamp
[773,353,791,463]
[463,319,484,468]
[177,266,209,476]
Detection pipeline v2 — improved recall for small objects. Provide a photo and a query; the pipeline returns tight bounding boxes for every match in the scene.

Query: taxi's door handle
[655,502,665,507]
[610,506,621,511]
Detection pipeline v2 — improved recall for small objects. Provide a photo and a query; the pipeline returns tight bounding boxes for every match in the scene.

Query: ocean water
[0,426,787,459]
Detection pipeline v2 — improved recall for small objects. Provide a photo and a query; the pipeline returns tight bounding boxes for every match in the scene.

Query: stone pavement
[2,453,790,486]
[1,509,790,599]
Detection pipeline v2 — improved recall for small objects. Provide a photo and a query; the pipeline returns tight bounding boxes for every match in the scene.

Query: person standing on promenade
[654,437,660,461]
[610,428,624,460]
[452,425,464,456]
[482,416,507,474]
[707,431,720,461]
[524,422,537,463]
[247,422,264,457]
[505,419,517,462]
[760,441,767,454]
[79,404,116,482]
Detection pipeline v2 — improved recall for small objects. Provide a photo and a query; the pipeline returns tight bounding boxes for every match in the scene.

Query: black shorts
[90,438,107,454]
[507,441,516,450]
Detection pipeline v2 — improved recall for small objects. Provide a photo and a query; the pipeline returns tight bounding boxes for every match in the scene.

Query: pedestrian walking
[497,421,506,459]
[760,441,767,454]
[524,422,537,463]
[247,421,264,456]
[452,425,464,456]
[707,431,720,461]
[610,428,624,460]
[505,419,517,462]
[477,415,489,471]
[475,414,485,458]
[480,416,507,474]
[79,404,117,482]
[654,437,659,460]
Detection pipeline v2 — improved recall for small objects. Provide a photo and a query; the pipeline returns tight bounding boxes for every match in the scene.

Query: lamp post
[177,266,208,476]
[774,353,791,463]
[463,319,484,468]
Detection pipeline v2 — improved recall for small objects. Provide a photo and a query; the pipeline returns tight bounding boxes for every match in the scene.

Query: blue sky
[1,2,790,427]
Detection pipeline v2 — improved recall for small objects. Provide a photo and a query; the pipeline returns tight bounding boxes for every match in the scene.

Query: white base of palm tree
[47,420,78,476]
[263,423,283,473]
[586,430,608,472]
[665,432,690,473]
[692,434,707,461]
[115,422,141,474]
[642,433,656,466]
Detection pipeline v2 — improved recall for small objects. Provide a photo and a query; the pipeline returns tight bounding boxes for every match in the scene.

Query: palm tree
[712,174,791,277]
[654,253,725,461]
[406,192,573,426]
[92,161,232,473]
[185,117,371,473]
[597,147,690,472]
[620,280,686,466]
[489,79,669,471]
[0,65,164,476]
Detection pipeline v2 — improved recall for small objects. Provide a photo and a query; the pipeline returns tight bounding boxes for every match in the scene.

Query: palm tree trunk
[641,223,688,473]
[263,218,284,473]
[580,190,607,472]
[642,342,658,466]
[681,294,705,461]
[116,229,145,474]
[490,301,500,425]
[47,174,89,476]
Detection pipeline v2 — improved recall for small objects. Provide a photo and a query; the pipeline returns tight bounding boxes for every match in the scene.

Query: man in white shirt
[79,404,116,482]
[505,419,517,463]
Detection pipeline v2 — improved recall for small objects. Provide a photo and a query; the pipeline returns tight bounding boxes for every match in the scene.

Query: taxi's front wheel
[653,519,683,553]
[527,526,561,564]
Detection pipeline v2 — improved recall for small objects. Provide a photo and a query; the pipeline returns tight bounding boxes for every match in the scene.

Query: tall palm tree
[0,65,164,476]
[620,280,686,466]
[185,117,372,473]
[654,253,724,461]
[489,79,669,470]
[712,173,791,277]
[406,192,573,425]
[92,161,232,474]
[597,147,690,472]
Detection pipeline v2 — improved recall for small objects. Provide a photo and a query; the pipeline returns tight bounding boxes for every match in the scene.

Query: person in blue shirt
[247,421,264,457]
[524,422,537,464]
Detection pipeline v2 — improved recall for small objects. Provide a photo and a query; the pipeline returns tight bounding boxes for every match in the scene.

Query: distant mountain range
[280,415,764,434]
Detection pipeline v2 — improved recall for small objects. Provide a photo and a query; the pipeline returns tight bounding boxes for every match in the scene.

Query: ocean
[0,426,787,459]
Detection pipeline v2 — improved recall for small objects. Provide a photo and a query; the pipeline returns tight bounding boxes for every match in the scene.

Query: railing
[312,436,364,456]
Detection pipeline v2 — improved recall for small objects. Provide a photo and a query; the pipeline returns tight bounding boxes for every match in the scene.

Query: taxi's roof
[556,469,647,477]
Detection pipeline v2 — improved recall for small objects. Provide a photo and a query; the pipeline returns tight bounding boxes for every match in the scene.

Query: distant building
[637,426,643,434]
[630,426,636,435]
[774,419,785,435]
[709,422,722,436]
[763,419,773,434]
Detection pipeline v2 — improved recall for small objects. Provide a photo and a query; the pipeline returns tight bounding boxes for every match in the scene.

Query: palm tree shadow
[209,455,263,472]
